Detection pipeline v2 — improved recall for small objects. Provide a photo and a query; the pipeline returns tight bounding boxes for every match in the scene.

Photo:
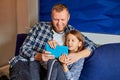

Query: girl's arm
[59,54,83,80]
[64,58,84,80]
[59,54,69,72]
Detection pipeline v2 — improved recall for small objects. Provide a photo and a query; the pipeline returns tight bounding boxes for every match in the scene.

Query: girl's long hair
[64,30,84,51]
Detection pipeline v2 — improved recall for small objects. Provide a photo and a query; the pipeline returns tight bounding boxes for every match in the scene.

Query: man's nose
[58,20,62,25]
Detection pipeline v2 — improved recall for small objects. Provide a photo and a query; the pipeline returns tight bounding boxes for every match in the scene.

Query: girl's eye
[72,39,74,42]
[67,40,71,43]
[67,39,70,42]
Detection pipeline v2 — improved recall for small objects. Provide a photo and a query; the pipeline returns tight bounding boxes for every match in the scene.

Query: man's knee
[9,61,31,80]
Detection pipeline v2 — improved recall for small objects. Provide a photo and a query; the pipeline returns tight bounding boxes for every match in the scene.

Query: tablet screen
[46,43,68,58]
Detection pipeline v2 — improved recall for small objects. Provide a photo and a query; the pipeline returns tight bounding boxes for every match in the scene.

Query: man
[9,4,97,80]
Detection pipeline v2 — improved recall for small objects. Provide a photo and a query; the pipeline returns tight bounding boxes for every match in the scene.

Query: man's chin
[55,29,64,33]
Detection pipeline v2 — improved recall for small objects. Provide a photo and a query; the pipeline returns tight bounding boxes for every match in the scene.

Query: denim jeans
[9,61,31,80]
[9,60,65,80]
[47,59,66,80]
[29,61,40,80]
[30,60,66,80]
[10,60,47,80]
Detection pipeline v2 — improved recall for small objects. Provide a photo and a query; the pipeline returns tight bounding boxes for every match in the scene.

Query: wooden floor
[0,64,9,78]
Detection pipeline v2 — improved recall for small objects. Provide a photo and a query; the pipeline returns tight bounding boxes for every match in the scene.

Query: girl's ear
[78,41,82,47]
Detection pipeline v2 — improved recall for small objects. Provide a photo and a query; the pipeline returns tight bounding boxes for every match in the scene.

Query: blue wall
[39,0,120,35]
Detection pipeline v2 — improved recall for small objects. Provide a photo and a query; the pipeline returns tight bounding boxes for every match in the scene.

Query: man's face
[51,9,70,33]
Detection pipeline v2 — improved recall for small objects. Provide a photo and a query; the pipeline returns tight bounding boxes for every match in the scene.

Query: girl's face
[66,34,82,53]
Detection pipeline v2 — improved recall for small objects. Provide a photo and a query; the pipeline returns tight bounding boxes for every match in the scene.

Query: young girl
[59,30,84,80]
[47,30,84,80]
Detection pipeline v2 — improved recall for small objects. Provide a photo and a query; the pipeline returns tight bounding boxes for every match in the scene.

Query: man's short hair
[52,3,69,13]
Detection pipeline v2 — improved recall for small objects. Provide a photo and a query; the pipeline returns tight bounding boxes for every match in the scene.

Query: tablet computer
[45,43,68,58]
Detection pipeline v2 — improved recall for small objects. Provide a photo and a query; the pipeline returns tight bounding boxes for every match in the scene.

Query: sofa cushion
[15,34,27,56]
[79,43,120,80]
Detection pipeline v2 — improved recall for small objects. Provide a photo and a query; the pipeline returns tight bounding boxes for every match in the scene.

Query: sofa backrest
[15,34,27,56]
[80,43,120,80]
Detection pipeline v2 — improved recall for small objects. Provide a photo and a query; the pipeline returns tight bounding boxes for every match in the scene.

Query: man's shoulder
[38,21,52,26]
[32,22,52,29]
[67,24,74,28]
[65,24,75,32]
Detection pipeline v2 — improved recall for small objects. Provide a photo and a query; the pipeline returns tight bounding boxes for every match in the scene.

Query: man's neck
[52,29,64,34]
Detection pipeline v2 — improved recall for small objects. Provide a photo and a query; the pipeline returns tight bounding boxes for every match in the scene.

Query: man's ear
[68,14,70,21]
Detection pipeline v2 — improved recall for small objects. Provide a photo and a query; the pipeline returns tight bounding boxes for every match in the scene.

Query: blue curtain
[39,0,120,35]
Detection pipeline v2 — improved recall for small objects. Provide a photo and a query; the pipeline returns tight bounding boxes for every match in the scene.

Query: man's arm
[19,24,39,59]
[67,48,90,65]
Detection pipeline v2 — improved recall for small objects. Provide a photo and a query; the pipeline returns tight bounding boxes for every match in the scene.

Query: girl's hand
[59,54,68,72]
[66,53,79,65]
[48,40,58,48]
[59,54,67,64]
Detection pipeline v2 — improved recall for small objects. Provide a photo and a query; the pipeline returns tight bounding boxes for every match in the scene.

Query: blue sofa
[80,42,120,80]
[16,34,120,80]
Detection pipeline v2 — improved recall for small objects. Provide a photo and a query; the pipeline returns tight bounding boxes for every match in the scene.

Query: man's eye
[61,19,65,21]
[54,19,57,21]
